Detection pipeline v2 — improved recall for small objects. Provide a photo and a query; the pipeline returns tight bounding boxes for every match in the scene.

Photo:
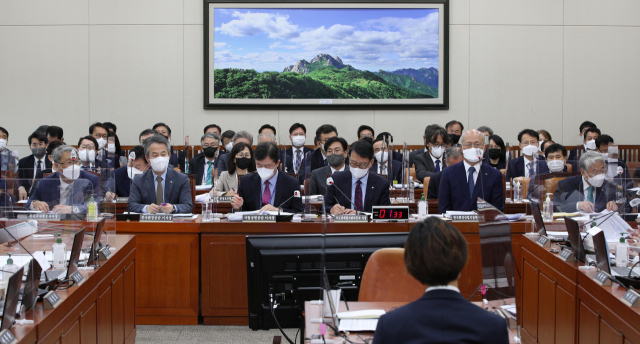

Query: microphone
[617,166,624,176]
[275,190,301,215]
[326,177,358,214]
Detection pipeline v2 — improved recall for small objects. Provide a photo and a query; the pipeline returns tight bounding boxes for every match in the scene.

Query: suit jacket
[189,154,220,186]
[427,171,443,200]
[568,146,586,171]
[505,155,548,181]
[214,171,242,195]
[18,154,52,193]
[413,152,446,182]
[373,289,509,344]
[324,171,391,212]
[408,148,426,168]
[438,162,504,213]
[217,152,230,177]
[110,166,132,197]
[237,171,303,213]
[281,147,314,184]
[24,171,99,213]
[127,169,193,213]
[526,168,569,202]
[309,149,327,173]
[553,175,625,213]
[369,160,402,183]
[310,165,350,196]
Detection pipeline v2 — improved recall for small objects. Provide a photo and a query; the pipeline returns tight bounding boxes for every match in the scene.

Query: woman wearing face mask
[107,134,125,168]
[212,143,256,197]
[485,135,506,170]
[105,145,148,200]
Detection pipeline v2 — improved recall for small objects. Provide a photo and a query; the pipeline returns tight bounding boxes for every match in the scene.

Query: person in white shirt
[310,137,349,196]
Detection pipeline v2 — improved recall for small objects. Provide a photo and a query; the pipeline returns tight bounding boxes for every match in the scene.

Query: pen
[162,203,167,206]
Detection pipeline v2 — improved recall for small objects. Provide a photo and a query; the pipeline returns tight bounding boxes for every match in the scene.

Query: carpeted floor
[136,325,300,344]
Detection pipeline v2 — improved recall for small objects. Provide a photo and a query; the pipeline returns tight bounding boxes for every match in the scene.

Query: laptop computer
[531,201,567,242]
[592,230,639,278]
[43,227,86,281]
[564,217,596,264]
[86,218,105,266]
[0,266,24,323]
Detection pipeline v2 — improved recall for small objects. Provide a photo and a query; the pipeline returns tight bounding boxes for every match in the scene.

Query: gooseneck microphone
[275,190,301,215]
[0,222,50,283]
[128,151,136,197]
[326,177,358,215]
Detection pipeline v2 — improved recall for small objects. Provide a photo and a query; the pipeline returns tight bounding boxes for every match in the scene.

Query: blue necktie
[468,166,475,198]
[435,159,441,173]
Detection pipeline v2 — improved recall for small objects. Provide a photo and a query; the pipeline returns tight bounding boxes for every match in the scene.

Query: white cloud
[214,42,227,48]
[270,41,298,50]
[269,42,281,49]
[215,11,300,40]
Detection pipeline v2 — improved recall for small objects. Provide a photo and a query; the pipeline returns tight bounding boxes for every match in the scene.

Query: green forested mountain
[374,70,438,98]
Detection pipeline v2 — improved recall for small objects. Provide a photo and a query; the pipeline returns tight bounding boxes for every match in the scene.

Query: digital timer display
[372,206,410,220]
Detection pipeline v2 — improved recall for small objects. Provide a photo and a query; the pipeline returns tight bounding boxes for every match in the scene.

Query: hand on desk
[32,201,49,212]
[146,204,161,214]
[259,204,278,212]
[231,195,243,211]
[160,203,174,214]
[331,204,357,215]
[578,201,594,213]
[19,187,27,201]
[52,204,72,214]
[105,191,116,201]
[606,201,618,211]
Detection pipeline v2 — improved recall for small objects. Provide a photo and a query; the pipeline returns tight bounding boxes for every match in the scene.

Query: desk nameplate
[622,289,640,307]
[334,214,368,223]
[558,248,575,262]
[140,214,174,222]
[99,247,112,260]
[70,271,85,287]
[28,213,61,221]
[214,196,232,202]
[536,235,551,248]
[115,197,129,203]
[0,329,17,344]
[242,215,276,223]
[451,215,478,222]
[593,271,612,286]
[43,290,61,310]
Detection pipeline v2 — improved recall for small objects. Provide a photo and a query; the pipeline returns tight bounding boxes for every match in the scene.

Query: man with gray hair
[128,134,193,214]
[258,131,276,144]
[25,145,99,213]
[427,146,463,199]
[477,126,494,137]
[554,151,621,213]
[217,130,254,176]
[189,133,221,186]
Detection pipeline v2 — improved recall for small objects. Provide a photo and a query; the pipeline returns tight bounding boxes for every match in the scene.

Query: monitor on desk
[22,259,43,311]
[1,266,24,331]
[592,230,612,274]
[565,217,586,262]
[87,218,106,266]
[530,201,547,236]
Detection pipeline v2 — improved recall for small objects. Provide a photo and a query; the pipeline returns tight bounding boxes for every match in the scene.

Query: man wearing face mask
[221,130,235,153]
[414,126,450,184]
[527,144,569,201]
[569,125,600,172]
[310,137,349,196]
[189,133,221,186]
[370,137,402,182]
[310,124,338,172]
[596,135,631,186]
[106,146,148,200]
[325,140,391,214]
[152,122,181,172]
[506,129,549,181]
[89,122,116,169]
[438,130,504,213]
[445,120,464,145]
[77,136,106,172]
[127,134,193,214]
[427,146,463,199]
[554,151,624,213]
[282,123,313,184]
[18,130,51,200]
[231,142,303,213]
[25,145,99,214]
[568,121,597,166]
[409,125,437,168]
[0,127,18,173]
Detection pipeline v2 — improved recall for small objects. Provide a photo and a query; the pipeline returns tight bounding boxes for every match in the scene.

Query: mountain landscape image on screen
[214,53,438,99]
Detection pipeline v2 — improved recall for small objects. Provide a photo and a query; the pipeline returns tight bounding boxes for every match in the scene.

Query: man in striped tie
[282,123,312,183]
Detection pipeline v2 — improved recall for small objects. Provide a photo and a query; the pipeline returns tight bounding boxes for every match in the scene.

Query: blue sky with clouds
[213,8,440,73]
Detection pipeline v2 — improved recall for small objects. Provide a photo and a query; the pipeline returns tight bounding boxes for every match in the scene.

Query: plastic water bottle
[514,181,523,203]
[52,234,67,270]
[616,233,629,268]
[408,177,415,203]
[87,194,98,221]
[418,193,428,220]
[3,253,19,282]
[543,193,553,222]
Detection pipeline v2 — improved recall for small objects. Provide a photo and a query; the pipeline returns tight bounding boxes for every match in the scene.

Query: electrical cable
[270,297,295,344]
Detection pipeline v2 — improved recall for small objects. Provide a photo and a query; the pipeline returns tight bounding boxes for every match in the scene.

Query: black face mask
[235,157,252,170]
[488,148,501,159]
[203,146,217,158]
[449,134,461,145]
[361,137,373,146]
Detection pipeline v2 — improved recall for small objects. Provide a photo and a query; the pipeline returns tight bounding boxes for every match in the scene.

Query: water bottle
[418,193,428,220]
[543,193,553,222]
[3,253,19,282]
[52,234,67,270]
[408,177,415,203]
[87,194,98,221]
[616,233,629,268]
[514,181,523,203]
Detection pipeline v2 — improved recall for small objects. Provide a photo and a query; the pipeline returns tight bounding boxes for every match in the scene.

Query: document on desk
[338,319,379,332]
[195,185,212,191]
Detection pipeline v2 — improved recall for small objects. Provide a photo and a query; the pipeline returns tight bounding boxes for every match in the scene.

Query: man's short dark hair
[130,145,146,162]
[324,137,348,152]
[426,125,451,145]
[0,126,8,139]
[445,120,464,132]
[579,121,597,133]
[254,142,280,163]
[36,125,49,134]
[405,218,468,286]
[517,129,539,143]
[289,123,306,135]
[583,127,601,141]
[349,140,374,161]
[78,135,99,150]
[28,130,48,145]
[46,126,64,140]
[139,129,155,143]
[204,124,222,134]
[153,122,172,135]
[221,130,235,141]
[46,140,66,157]
[357,125,375,138]
[103,122,117,133]
[89,122,109,136]
[259,124,276,135]
[595,135,614,149]
[315,124,338,141]
[544,143,567,158]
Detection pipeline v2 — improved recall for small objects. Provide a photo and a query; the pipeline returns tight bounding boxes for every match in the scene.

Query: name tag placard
[558,248,576,262]
[242,215,276,223]
[0,329,17,344]
[115,197,129,203]
[140,214,174,222]
[98,247,112,260]
[334,214,369,223]
[536,235,551,248]
[28,213,61,221]
[593,271,612,286]
[622,289,640,307]
[451,215,478,222]
[214,196,233,202]
[43,290,61,310]
[69,271,85,287]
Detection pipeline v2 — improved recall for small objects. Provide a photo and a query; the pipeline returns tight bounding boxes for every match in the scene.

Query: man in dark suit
[309,124,338,172]
[281,123,313,183]
[77,136,107,172]
[231,142,303,213]
[506,129,548,181]
[527,143,570,201]
[414,125,450,183]
[325,140,391,214]
[189,133,220,186]
[310,137,349,196]
[427,146,463,199]
[18,130,51,200]
[567,121,597,166]
[90,122,119,169]
[439,130,504,213]
[409,124,439,169]
[373,218,509,344]
[26,145,99,214]
[374,132,403,162]
[568,126,600,172]
[127,134,193,214]
[370,137,402,182]
[596,134,632,184]
[554,151,622,213]
[217,130,253,177]
[106,146,148,199]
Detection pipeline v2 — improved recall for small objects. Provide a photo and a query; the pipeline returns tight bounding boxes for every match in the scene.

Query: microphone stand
[326,178,358,215]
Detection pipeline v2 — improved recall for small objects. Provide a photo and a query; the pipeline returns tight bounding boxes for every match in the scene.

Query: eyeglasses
[57,160,80,168]
[359,134,373,139]
[325,148,343,155]
[587,169,607,176]
[429,143,446,149]
[349,160,370,169]
[235,153,251,158]
[93,133,108,140]
[462,142,483,149]
[202,143,218,148]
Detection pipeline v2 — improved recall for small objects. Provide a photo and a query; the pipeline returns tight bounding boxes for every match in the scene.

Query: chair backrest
[423,176,430,194]
[513,177,530,199]
[542,177,567,198]
[565,163,573,173]
[187,174,196,206]
[358,248,425,302]
[409,167,416,179]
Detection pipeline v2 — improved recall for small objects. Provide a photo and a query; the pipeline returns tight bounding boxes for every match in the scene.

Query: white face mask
[78,149,96,163]
[0,139,6,151]
[291,135,306,147]
[257,167,276,181]
[585,140,597,151]
[96,138,107,150]
[60,164,80,181]
[521,145,538,157]
[547,160,565,173]
[374,151,388,163]
[225,142,233,152]
[107,143,116,154]
[586,173,605,188]
[462,148,483,163]
[149,156,170,172]
[351,167,369,179]
[128,166,146,179]
[430,145,444,159]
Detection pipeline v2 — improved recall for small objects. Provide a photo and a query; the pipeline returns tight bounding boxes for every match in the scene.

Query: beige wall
[1,0,639,158]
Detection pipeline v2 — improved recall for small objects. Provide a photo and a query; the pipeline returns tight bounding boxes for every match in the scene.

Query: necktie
[60,185,70,206]
[527,162,533,177]
[295,150,302,172]
[587,186,594,203]
[262,181,271,206]
[205,161,213,185]
[468,167,475,198]
[324,159,329,167]
[435,159,441,172]
[36,160,42,175]
[354,180,363,211]
[156,176,163,204]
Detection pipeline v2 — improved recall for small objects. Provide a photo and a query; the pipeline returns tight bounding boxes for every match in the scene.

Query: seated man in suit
[409,124,438,168]
[127,134,193,214]
[282,123,313,183]
[527,143,570,201]
[26,145,99,214]
[569,126,600,172]
[221,130,235,153]
[18,130,50,200]
[310,137,349,196]
[45,126,64,143]
[596,134,631,185]
[35,140,65,179]
[506,129,548,181]
[90,122,119,169]
[554,151,622,213]
[0,126,18,173]
[217,130,253,176]
[325,140,391,214]
[77,136,107,172]
[568,121,597,169]
[373,218,509,344]
[231,142,303,213]
[106,145,148,199]
[189,133,220,186]
[445,120,464,145]
[370,137,402,182]
[438,129,504,213]
[309,124,338,172]
[414,125,450,183]
[427,145,463,199]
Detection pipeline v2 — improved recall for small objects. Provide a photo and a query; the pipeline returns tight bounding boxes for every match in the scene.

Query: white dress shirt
[33,155,46,179]
[429,151,443,170]
[463,160,481,185]
[330,165,345,174]
[425,285,460,293]
[578,177,595,211]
